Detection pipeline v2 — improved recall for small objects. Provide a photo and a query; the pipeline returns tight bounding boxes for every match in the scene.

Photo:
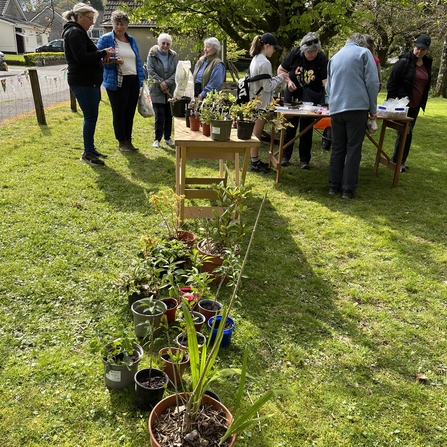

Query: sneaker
[329,187,340,195]
[249,160,271,174]
[92,148,108,158]
[164,139,175,146]
[300,162,310,170]
[281,156,291,167]
[80,152,105,166]
[342,189,354,199]
[152,140,160,148]
[400,163,408,173]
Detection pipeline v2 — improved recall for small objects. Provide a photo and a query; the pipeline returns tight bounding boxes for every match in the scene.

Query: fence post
[70,89,77,112]
[28,68,47,125]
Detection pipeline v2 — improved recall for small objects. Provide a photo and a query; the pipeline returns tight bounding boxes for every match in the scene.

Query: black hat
[260,33,282,51]
[415,35,431,49]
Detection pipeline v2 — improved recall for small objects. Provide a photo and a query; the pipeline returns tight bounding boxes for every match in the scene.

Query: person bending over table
[193,37,226,100]
[326,33,379,200]
[248,33,284,174]
[387,34,432,172]
[277,32,328,170]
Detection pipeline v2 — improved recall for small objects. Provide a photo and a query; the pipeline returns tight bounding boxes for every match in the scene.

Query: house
[102,0,157,59]
[0,0,48,53]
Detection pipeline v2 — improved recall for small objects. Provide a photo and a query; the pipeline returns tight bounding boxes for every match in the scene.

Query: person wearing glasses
[62,2,115,166]
[277,32,328,169]
[387,34,432,172]
[97,11,145,153]
[147,33,178,148]
[193,37,226,100]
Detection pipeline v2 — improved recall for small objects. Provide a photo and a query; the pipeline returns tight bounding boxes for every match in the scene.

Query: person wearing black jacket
[278,32,328,169]
[387,35,432,171]
[62,3,115,166]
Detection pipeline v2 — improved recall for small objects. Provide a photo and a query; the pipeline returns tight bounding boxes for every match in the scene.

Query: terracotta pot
[102,343,143,390]
[197,239,241,284]
[148,393,236,447]
[197,299,223,323]
[189,116,201,131]
[202,122,211,136]
[176,230,196,248]
[159,347,189,388]
[159,297,178,324]
[191,311,206,331]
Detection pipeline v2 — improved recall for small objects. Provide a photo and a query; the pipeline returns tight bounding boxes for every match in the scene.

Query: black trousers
[391,106,420,164]
[282,116,314,163]
[106,75,139,142]
[152,101,173,142]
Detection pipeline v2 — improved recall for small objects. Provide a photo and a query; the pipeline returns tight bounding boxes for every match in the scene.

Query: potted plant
[197,181,251,278]
[91,332,143,390]
[148,189,196,248]
[230,95,263,140]
[131,296,167,338]
[200,90,236,141]
[114,258,163,308]
[148,197,291,445]
[188,98,201,131]
[134,314,169,411]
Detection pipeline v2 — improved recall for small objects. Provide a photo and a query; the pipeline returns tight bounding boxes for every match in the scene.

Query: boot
[118,140,132,152]
[126,139,139,151]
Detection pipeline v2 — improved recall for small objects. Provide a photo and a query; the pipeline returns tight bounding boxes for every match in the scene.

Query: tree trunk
[435,33,447,97]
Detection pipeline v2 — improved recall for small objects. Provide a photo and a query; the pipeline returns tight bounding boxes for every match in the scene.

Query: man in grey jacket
[326,33,379,199]
[147,33,178,148]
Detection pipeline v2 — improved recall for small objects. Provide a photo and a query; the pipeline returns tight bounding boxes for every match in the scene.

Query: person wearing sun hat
[278,32,328,169]
[387,34,432,172]
[247,33,285,174]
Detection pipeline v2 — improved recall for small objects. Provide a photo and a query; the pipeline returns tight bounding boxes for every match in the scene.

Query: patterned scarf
[114,39,123,88]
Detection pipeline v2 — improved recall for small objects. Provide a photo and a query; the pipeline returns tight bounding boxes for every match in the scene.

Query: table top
[174,117,259,147]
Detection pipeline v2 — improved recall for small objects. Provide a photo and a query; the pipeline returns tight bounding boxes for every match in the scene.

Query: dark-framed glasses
[305,38,319,46]
[82,14,95,22]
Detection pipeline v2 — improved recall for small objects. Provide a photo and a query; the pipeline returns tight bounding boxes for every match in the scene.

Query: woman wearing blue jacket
[97,10,145,152]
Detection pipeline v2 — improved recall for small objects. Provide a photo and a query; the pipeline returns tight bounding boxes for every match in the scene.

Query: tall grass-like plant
[181,194,290,442]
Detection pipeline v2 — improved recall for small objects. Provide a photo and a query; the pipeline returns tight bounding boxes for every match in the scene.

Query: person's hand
[369,113,377,120]
[287,80,297,92]
[160,81,168,92]
[116,57,124,65]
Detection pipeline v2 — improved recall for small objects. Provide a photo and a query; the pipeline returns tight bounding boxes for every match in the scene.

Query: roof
[102,0,155,26]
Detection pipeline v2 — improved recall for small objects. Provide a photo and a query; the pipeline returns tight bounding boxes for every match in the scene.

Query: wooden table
[269,110,413,186]
[174,117,259,222]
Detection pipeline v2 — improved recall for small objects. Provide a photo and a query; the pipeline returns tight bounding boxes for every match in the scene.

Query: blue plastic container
[207,316,235,348]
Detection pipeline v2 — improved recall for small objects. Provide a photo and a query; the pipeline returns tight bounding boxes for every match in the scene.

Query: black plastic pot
[134,368,168,411]
[236,120,255,140]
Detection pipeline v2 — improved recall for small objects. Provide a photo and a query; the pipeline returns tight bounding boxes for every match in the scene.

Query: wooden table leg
[393,121,410,187]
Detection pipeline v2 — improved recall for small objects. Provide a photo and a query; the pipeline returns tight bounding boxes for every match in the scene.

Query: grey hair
[299,32,322,54]
[347,33,368,48]
[204,37,221,54]
[158,33,172,44]
[111,10,129,26]
[62,2,98,22]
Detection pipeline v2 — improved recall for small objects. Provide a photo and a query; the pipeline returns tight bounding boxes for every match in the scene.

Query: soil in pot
[159,347,189,388]
[149,393,236,447]
[159,297,178,324]
[198,299,223,323]
[175,331,206,351]
[208,316,235,348]
[134,368,168,411]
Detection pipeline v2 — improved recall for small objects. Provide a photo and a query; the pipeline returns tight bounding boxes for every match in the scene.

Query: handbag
[138,83,154,118]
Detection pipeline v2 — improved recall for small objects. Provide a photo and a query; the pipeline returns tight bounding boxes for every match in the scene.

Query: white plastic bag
[367,119,378,135]
[138,83,154,118]
[173,61,194,99]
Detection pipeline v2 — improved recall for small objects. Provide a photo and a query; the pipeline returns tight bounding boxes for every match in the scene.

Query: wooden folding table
[269,110,413,186]
[174,117,259,222]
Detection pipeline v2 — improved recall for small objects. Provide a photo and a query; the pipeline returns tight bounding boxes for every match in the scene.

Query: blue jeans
[70,85,101,153]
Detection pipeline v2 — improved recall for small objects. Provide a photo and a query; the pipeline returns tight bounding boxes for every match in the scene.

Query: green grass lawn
[1,96,447,446]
